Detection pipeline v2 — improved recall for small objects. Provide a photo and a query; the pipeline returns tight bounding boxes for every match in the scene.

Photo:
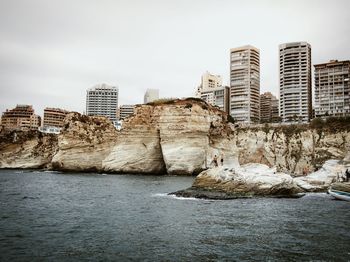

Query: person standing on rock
[220,153,224,166]
[213,155,218,167]
[346,168,350,182]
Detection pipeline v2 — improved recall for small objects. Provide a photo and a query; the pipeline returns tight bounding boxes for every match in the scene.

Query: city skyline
[1,0,350,115]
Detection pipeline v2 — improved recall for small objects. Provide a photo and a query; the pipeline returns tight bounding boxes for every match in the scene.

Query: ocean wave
[152,193,208,201]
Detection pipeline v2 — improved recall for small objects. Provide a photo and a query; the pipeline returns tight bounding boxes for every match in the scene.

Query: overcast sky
[1,0,349,116]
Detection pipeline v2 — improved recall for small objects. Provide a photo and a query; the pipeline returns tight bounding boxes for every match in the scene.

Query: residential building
[195,71,222,96]
[199,86,230,112]
[314,60,350,117]
[1,105,41,130]
[86,83,119,122]
[144,89,159,104]
[43,107,69,128]
[279,42,312,122]
[260,92,279,123]
[117,104,136,120]
[230,45,260,123]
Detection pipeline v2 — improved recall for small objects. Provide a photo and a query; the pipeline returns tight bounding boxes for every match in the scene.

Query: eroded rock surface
[0,130,58,169]
[172,163,303,199]
[51,113,118,172]
[0,99,349,178]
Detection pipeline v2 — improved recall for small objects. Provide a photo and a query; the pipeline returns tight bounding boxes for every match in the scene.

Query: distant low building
[144,89,159,104]
[260,92,279,123]
[38,126,62,134]
[43,107,70,128]
[1,105,41,131]
[117,105,135,120]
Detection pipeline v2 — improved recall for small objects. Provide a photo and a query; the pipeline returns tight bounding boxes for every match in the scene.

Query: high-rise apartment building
[86,83,118,122]
[144,89,159,104]
[43,107,69,128]
[260,92,279,123]
[117,105,136,120]
[279,42,312,122]
[1,105,41,130]
[195,71,222,96]
[230,45,260,123]
[314,60,350,117]
[199,86,230,113]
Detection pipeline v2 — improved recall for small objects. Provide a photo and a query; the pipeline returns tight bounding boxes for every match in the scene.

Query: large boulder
[294,160,346,192]
[172,163,303,199]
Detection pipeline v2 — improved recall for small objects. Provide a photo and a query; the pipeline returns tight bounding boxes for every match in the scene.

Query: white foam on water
[152,193,210,201]
[303,192,330,198]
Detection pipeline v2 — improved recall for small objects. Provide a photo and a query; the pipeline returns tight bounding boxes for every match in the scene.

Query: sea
[0,169,349,261]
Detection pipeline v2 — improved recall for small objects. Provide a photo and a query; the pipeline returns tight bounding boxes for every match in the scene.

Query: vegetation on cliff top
[239,116,350,136]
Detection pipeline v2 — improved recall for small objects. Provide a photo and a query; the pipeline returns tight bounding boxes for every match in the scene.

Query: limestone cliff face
[0,100,349,177]
[51,113,117,172]
[0,130,58,169]
[233,127,350,175]
[103,98,235,175]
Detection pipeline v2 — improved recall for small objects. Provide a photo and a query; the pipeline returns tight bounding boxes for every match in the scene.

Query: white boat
[328,185,350,201]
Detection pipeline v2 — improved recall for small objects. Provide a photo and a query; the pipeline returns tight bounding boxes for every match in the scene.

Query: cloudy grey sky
[1,0,349,116]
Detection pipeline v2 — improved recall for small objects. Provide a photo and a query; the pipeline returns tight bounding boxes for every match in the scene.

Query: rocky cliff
[51,113,118,172]
[233,126,350,175]
[0,99,349,177]
[103,98,235,175]
[0,130,58,169]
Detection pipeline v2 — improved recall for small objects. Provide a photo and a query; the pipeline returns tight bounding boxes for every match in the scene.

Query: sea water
[0,170,349,261]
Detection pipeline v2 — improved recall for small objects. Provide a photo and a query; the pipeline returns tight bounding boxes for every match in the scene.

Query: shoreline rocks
[170,164,304,199]
[170,160,350,199]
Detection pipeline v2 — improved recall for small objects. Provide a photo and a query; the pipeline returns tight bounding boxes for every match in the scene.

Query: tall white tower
[279,42,312,122]
[230,45,260,123]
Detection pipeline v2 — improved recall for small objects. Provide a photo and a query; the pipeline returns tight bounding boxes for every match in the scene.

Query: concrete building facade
[260,92,279,123]
[43,107,69,128]
[86,83,119,122]
[279,42,312,123]
[117,104,136,120]
[230,45,260,123]
[195,71,223,97]
[1,105,41,130]
[199,86,230,113]
[314,60,350,117]
[144,89,159,104]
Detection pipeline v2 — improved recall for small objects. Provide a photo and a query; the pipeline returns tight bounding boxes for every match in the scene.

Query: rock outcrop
[172,160,350,199]
[232,126,350,175]
[294,160,346,192]
[51,113,118,172]
[172,163,303,199]
[0,130,58,169]
[103,98,236,175]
